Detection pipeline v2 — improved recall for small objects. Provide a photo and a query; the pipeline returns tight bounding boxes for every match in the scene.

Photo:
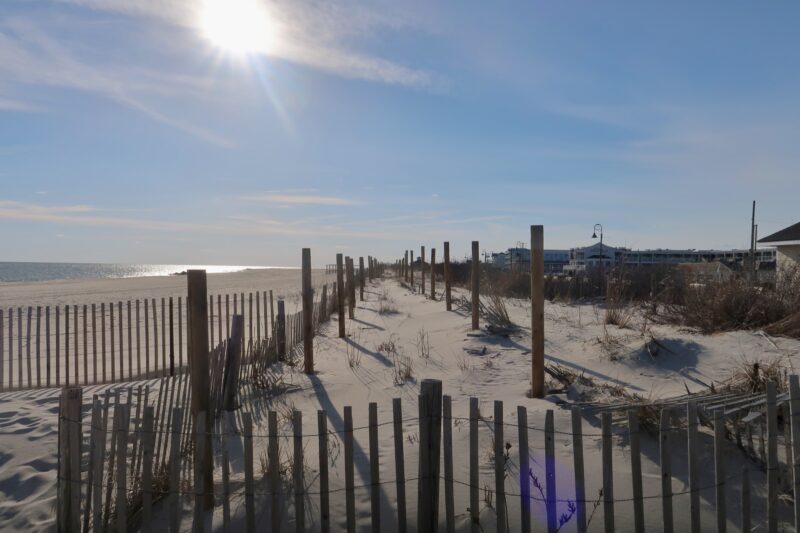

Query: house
[490,248,570,273]
[677,261,733,283]
[758,221,800,278]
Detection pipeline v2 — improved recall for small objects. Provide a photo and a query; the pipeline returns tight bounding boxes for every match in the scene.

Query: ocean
[0,262,272,283]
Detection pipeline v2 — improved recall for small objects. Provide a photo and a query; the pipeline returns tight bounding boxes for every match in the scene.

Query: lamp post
[592,224,604,296]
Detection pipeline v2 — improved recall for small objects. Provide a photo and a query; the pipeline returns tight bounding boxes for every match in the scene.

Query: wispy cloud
[48,0,439,88]
[240,193,362,206]
[0,18,235,146]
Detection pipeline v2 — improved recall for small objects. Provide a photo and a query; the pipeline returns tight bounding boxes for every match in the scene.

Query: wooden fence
[0,279,339,391]
[57,371,800,532]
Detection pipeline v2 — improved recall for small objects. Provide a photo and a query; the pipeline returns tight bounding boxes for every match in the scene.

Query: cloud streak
[240,193,362,206]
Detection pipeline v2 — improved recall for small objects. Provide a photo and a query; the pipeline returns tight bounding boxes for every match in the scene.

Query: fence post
[471,242,479,330]
[186,269,213,509]
[430,248,436,300]
[410,250,415,288]
[346,257,355,319]
[336,254,346,338]
[418,379,443,533]
[223,315,243,411]
[602,412,614,533]
[531,225,545,398]
[302,248,314,374]
[444,242,452,311]
[359,256,365,302]
[687,401,701,533]
[277,300,286,359]
[58,386,82,533]
[404,250,409,282]
[421,245,426,295]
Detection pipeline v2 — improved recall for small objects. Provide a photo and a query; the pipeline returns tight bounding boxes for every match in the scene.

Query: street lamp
[592,224,604,296]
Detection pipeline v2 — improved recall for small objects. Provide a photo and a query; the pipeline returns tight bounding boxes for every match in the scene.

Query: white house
[759,221,800,278]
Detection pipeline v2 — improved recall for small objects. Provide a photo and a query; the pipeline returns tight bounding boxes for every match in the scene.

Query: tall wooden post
[430,248,436,300]
[302,248,314,374]
[336,254,345,338]
[404,251,408,281]
[444,242,452,311]
[368,255,373,281]
[418,379,443,533]
[410,250,415,288]
[277,300,286,359]
[359,257,365,302]
[58,386,82,533]
[421,245,426,295]
[346,257,355,319]
[531,226,545,398]
[471,241,479,330]
[187,270,213,507]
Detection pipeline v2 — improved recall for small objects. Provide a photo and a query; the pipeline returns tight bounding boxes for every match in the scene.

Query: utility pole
[750,201,757,281]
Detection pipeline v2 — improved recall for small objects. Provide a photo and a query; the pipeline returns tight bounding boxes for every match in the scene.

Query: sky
[1,1,799,267]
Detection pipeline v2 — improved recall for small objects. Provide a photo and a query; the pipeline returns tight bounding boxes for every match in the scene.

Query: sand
[1,274,799,530]
[0,268,335,309]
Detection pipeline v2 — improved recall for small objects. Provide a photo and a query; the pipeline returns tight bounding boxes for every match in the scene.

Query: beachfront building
[759,221,800,277]
[563,244,776,273]
[490,247,570,273]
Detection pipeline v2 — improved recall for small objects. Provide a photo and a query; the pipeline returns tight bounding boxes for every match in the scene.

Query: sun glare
[200,0,273,56]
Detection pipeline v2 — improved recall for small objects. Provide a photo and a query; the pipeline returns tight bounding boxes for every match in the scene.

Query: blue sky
[1,1,799,266]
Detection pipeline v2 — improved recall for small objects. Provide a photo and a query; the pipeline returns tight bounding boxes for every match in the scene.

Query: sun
[199,0,274,56]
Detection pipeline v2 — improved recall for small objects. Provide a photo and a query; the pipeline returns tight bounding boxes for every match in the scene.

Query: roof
[677,261,732,274]
[759,221,800,244]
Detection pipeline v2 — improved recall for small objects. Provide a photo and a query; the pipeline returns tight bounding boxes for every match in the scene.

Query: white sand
[0,268,335,309]
[1,275,799,531]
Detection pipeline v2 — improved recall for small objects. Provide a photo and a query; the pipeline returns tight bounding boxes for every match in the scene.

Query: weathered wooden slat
[628,410,644,533]
[318,410,330,533]
[269,410,280,531]
[602,412,615,533]
[470,397,479,533]
[517,405,530,533]
[344,405,355,533]
[714,409,727,533]
[115,402,130,533]
[369,402,380,533]
[393,398,407,533]
[140,406,155,533]
[571,407,587,533]
[767,383,778,533]
[660,409,674,533]
[169,407,184,532]
[244,412,255,533]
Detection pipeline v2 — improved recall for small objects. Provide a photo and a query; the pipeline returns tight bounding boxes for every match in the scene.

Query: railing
[55,374,800,532]
[0,279,336,391]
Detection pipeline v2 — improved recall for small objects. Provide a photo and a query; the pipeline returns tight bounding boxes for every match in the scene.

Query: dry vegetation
[450,259,800,338]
